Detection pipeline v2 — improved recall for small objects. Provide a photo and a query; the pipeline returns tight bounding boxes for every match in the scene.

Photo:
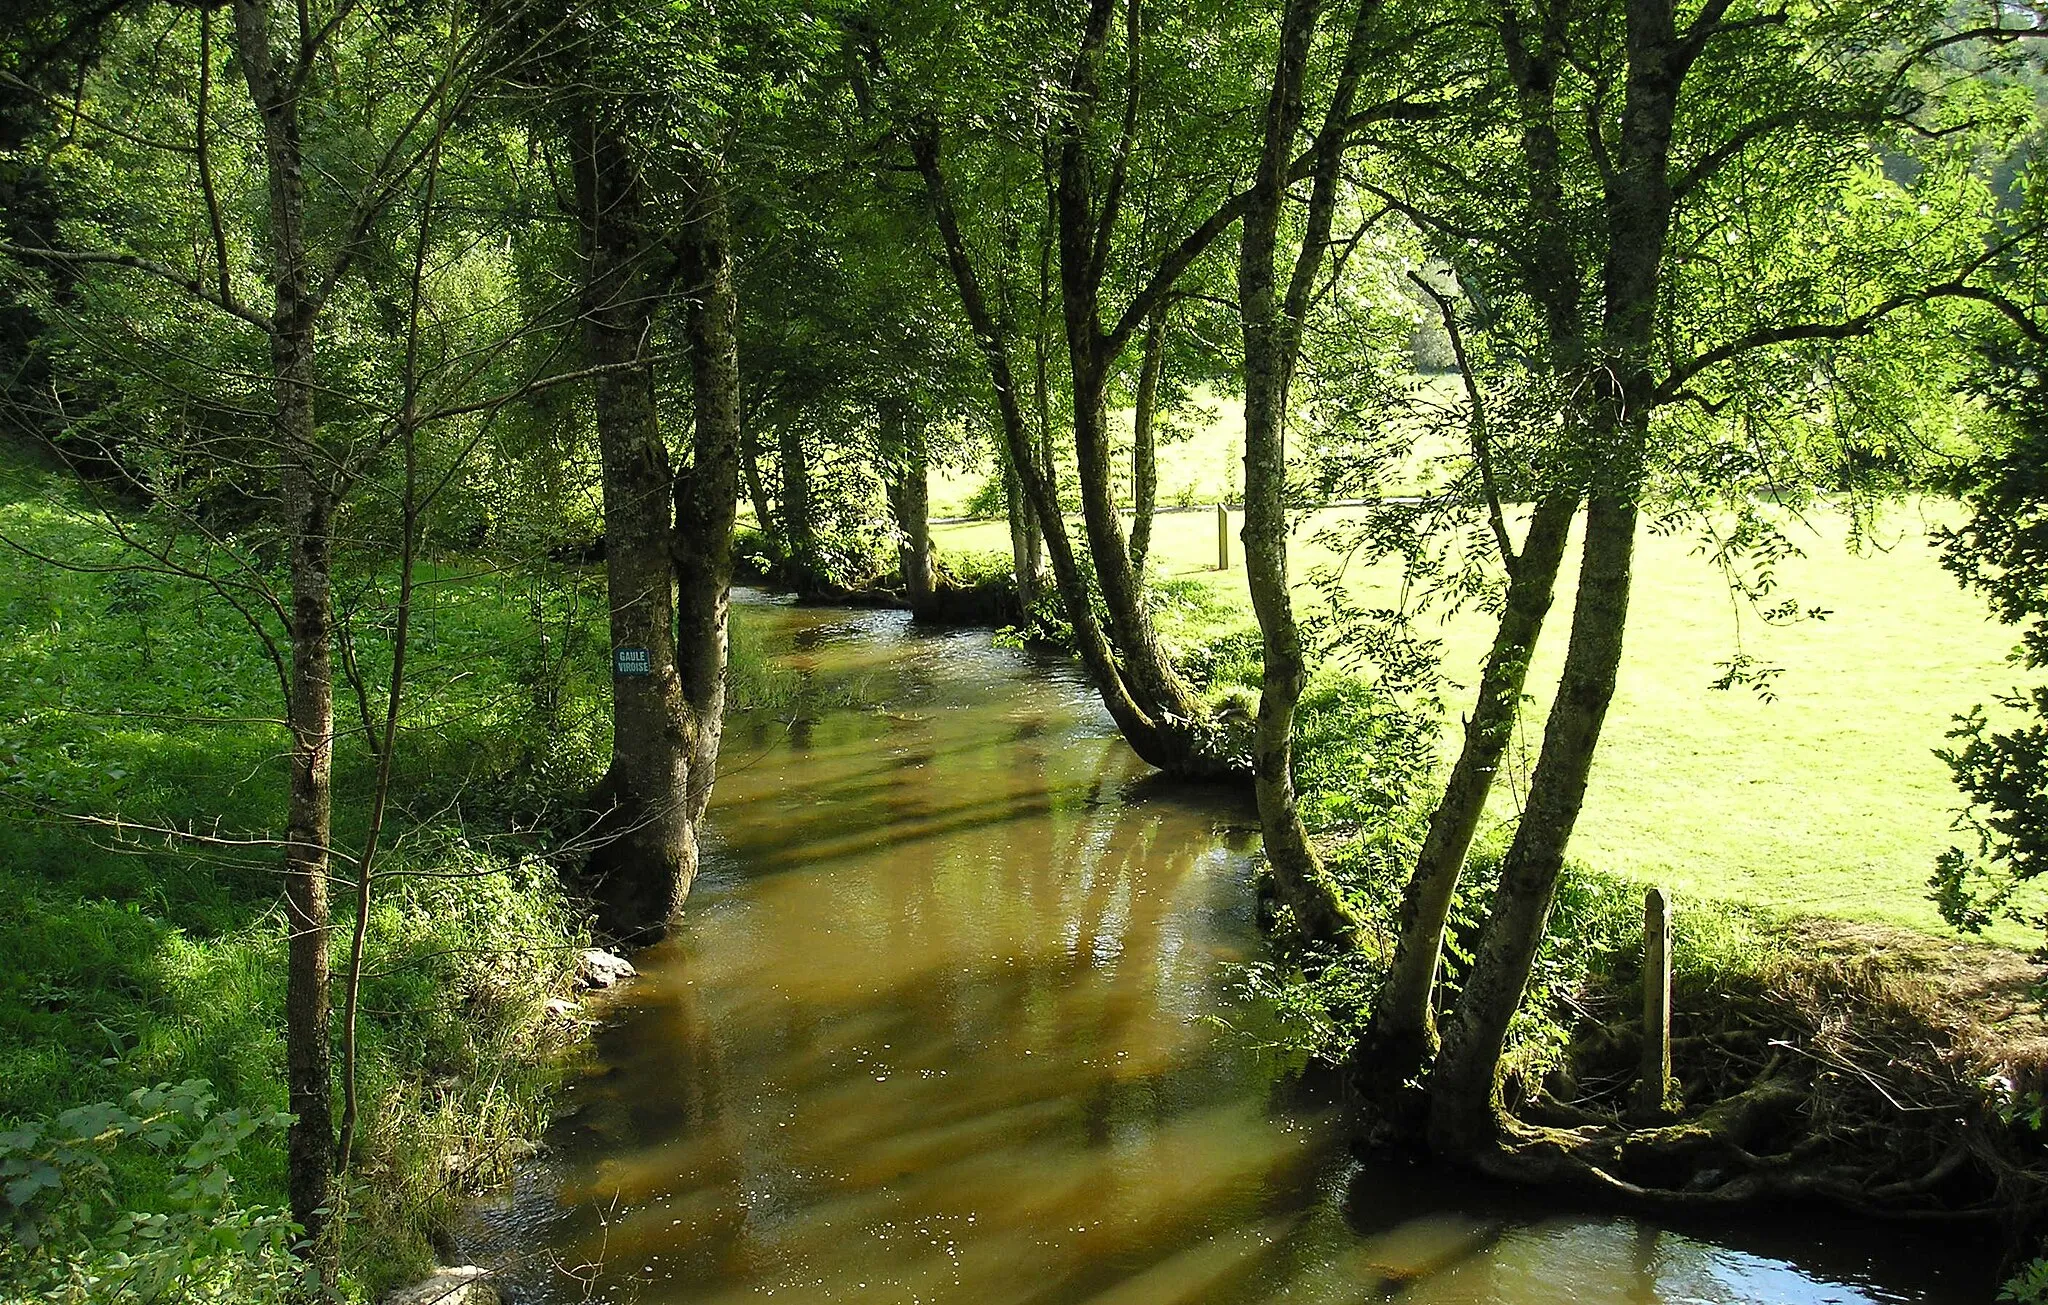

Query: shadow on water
[464,591,1997,1304]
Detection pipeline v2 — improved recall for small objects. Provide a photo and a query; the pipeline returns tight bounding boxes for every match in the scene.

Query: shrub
[0,1081,299,1304]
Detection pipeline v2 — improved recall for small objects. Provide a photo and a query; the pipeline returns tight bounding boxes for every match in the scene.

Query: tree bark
[1128,307,1163,581]
[1235,0,1379,943]
[777,420,819,594]
[674,154,740,842]
[1051,5,1209,741]
[1426,0,1684,1148]
[739,417,775,554]
[908,128,1183,769]
[570,120,692,936]
[1364,492,1577,1078]
[230,0,333,1257]
[1427,490,1638,1152]
[1001,441,1040,621]
[1358,0,1590,1096]
[882,400,934,608]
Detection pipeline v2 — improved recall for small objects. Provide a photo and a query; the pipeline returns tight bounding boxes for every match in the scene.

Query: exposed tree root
[1354,924,2048,1249]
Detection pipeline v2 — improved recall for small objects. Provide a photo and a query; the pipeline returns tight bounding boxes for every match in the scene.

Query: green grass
[935,483,2023,945]
[0,449,608,1299]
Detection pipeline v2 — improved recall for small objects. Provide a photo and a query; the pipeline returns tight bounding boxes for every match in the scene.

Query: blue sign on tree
[613,647,653,677]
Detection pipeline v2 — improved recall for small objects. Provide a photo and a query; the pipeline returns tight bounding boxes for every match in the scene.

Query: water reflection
[466,598,1988,1304]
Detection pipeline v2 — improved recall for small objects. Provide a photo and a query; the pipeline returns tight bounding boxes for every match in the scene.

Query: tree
[1332,0,2048,1160]
[1235,0,1390,943]
[864,0,1276,777]
[1,0,596,1268]
[539,0,750,934]
[1932,346,2048,936]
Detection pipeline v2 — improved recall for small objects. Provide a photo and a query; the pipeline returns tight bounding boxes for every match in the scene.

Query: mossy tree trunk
[230,0,335,1255]
[881,398,934,607]
[777,421,820,594]
[1051,0,1218,765]
[739,417,776,555]
[675,154,741,837]
[1428,489,1639,1150]
[1366,492,1575,1074]
[1362,0,1590,1088]
[1128,306,1164,582]
[1426,0,1681,1151]
[1236,0,1378,943]
[571,119,694,935]
[1001,444,1041,621]
[909,127,1187,769]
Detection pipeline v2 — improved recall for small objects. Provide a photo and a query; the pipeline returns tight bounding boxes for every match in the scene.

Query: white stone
[386,1265,498,1305]
[577,948,638,989]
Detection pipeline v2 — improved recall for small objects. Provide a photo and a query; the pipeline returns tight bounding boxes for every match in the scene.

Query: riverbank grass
[936,501,2020,942]
[0,447,606,1300]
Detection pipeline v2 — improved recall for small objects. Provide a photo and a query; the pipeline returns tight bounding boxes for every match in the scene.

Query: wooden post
[1217,502,1230,571]
[1637,886,1674,1118]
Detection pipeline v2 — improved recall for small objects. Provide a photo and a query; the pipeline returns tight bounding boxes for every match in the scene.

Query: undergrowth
[0,449,723,1299]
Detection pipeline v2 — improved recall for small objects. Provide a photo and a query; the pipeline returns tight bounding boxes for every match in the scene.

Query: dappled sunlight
[462,605,1979,1304]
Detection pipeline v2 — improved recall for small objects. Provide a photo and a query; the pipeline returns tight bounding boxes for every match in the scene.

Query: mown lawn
[934,498,2024,944]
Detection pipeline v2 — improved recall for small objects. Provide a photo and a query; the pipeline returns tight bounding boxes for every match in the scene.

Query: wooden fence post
[1637,886,1674,1118]
[1217,502,1230,571]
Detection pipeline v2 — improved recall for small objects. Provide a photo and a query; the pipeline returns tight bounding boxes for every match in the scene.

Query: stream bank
[459,596,1998,1303]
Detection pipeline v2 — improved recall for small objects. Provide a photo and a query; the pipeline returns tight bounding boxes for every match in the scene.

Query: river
[464,595,1993,1303]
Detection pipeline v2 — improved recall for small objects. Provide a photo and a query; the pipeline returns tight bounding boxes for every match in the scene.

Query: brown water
[466,596,1993,1304]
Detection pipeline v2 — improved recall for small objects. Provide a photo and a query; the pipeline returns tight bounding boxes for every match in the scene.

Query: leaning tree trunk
[1235,0,1377,943]
[910,130,1180,769]
[1427,490,1637,1154]
[231,0,334,1255]
[1365,491,1577,1079]
[674,155,740,847]
[572,121,692,935]
[1128,307,1164,581]
[1063,312,1209,749]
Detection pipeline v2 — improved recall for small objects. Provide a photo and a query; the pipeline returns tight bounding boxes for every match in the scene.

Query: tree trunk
[740,418,775,554]
[1234,0,1378,943]
[1001,443,1040,621]
[230,0,333,1257]
[882,401,934,609]
[1365,491,1577,1079]
[1060,269,1206,743]
[1128,307,1163,581]
[675,155,740,843]
[1427,490,1638,1153]
[778,421,819,594]
[280,465,336,1254]
[571,121,692,936]
[910,130,1180,769]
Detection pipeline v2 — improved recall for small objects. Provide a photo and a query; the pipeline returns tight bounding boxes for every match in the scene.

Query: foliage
[2004,1256,2048,1305]
[0,451,593,1300]
[0,1081,299,1304]
[1932,355,2048,937]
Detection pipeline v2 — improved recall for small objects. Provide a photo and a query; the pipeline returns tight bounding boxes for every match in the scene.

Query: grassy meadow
[934,458,2023,944]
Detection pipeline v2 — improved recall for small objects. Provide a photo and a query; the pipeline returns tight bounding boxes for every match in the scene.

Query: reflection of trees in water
[521,672,1298,1301]
[477,609,1980,1305]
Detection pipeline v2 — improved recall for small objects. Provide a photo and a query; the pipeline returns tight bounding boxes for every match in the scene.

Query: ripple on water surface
[464,595,1992,1304]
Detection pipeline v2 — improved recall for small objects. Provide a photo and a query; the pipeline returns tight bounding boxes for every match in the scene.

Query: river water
[465,596,1992,1304]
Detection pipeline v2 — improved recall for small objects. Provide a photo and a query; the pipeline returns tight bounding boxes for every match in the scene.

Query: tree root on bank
[1353,940,2048,1242]
[1454,1109,2013,1227]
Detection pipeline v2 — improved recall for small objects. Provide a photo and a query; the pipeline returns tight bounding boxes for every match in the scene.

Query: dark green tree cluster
[3,0,2046,1286]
